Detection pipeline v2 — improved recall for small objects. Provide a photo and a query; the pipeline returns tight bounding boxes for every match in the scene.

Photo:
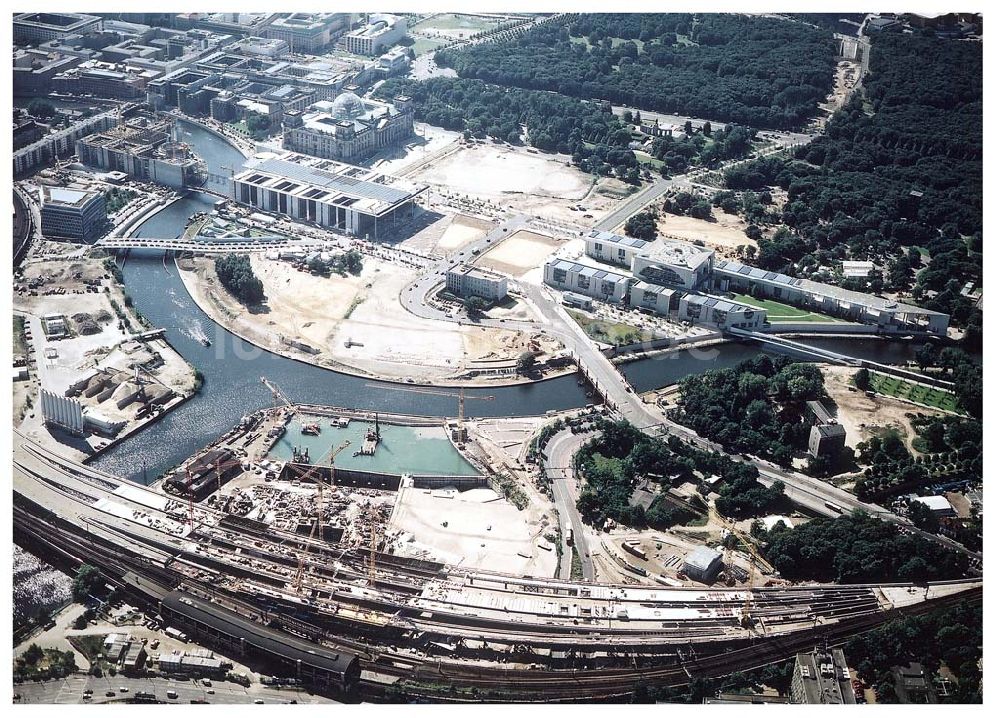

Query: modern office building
[51,61,150,99]
[76,114,208,189]
[230,151,427,239]
[14,12,102,43]
[677,293,767,331]
[628,281,678,316]
[585,230,649,268]
[543,259,632,303]
[446,263,508,302]
[40,186,107,241]
[713,258,949,335]
[282,93,414,164]
[344,14,407,56]
[790,648,857,704]
[631,240,715,291]
[261,13,350,53]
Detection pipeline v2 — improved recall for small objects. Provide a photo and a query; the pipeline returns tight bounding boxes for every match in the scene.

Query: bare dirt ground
[388,486,558,577]
[822,365,942,450]
[821,59,861,117]
[181,255,555,383]
[400,212,492,257]
[411,143,622,224]
[656,208,755,256]
[477,230,563,278]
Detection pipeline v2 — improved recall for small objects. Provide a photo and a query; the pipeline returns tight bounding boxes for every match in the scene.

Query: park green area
[409,36,449,57]
[729,293,840,324]
[411,13,500,34]
[869,372,960,413]
[567,310,642,346]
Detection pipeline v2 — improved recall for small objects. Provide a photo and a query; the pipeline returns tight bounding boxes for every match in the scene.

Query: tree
[28,99,57,119]
[246,113,271,139]
[23,644,44,665]
[516,351,537,373]
[624,211,658,239]
[463,296,489,317]
[215,254,265,305]
[71,564,102,602]
[702,121,712,136]
[853,368,871,391]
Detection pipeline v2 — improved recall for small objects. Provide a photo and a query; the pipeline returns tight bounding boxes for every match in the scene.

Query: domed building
[282,90,414,164]
[330,91,366,121]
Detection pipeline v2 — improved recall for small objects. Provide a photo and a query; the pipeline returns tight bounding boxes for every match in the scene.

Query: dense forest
[761,512,969,583]
[671,355,827,466]
[845,602,982,703]
[376,76,641,179]
[376,78,757,180]
[215,254,264,305]
[436,14,835,129]
[574,419,785,527]
[724,33,982,328]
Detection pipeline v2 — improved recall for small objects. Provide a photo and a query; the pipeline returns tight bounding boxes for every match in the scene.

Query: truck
[565,523,574,545]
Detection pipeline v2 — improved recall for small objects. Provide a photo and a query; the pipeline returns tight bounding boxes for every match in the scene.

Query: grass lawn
[869,372,961,413]
[634,151,664,169]
[13,315,27,356]
[411,13,499,34]
[409,36,450,57]
[730,293,841,324]
[567,310,643,346]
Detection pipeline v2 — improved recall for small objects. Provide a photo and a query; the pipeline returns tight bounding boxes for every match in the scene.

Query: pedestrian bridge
[94,235,320,254]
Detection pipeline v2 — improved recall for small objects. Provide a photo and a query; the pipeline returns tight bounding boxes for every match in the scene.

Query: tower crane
[363,383,494,443]
[261,376,296,418]
[292,440,351,592]
[708,505,774,629]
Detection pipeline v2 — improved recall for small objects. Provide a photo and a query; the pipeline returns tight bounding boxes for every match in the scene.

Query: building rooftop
[683,545,721,572]
[548,259,631,284]
[912,495,955,514]
[161,592,355,676]
[237,151,426,215]
[715,258,947,317]
[814,424,846,439]
[588,229,649,249]
[643,239,715,270]
[42,186,101,208]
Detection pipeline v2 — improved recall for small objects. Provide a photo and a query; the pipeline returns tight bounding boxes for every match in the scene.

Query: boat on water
[301,423,321,436]
[199,337,211,347]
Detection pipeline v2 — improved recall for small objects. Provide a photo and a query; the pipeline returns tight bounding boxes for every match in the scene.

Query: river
[90,119,928,482]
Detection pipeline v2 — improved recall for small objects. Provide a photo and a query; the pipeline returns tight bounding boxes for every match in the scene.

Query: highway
[13,673,334,705]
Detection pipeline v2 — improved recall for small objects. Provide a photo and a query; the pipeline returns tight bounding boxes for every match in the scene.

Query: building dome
[330,92,366,120]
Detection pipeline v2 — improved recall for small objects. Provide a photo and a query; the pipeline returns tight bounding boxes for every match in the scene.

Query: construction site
[13,426,981,702]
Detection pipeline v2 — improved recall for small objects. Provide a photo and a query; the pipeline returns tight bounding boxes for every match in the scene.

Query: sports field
[730,293,840,323]
[869,372,961,413]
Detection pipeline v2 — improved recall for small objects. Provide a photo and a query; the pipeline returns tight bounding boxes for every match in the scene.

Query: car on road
[106,691,116,697]
[206,689,215,695]
[119,686,129,693]
[167,691,178,700]
[254,699,265,704]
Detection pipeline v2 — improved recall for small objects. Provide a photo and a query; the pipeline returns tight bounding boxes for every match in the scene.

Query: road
[543,428,596,581]
[13,673,335,705]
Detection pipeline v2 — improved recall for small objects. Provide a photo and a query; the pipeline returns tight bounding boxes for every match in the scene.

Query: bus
[824,501,845,514]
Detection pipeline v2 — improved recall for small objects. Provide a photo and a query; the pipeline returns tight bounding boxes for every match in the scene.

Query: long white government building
[544,230,949,334]
[230,150,426,239]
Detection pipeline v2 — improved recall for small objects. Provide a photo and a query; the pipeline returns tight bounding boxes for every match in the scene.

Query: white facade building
[446,263,508,302]
[344,14,407,56]
[230,151,426,240]
[544,259,631,303]
[585,230,649,269]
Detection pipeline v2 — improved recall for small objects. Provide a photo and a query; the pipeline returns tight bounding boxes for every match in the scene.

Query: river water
[89,120,927,483]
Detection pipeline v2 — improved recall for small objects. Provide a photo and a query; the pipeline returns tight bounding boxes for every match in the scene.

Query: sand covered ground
[821,365,943,450]
[180,254,554,384]
[400,212,492,257]
[411,143,622,224]
[656,208,755,255]
[477,229,563,278]
[389,486,557,577]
